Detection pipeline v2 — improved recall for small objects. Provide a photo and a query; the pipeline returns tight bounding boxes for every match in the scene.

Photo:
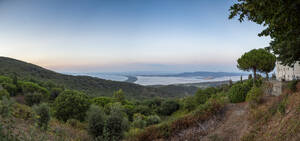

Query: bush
[123,104,135,121]
[49,87,63,101]
[146,115,161,126]
[20,82,49,95]
[91,97,113,107]
[103,110,129,141]
[133,105,153,116]
[0,89,9,100]
[246,86,263,104]
[228,83,251,103]
[53,90,90,121]
[24,93,43,106]
[183,96,197,111]
[195,87,216,104]
[12,103,34,120]
[159,100,180,116]
[0,76,13,84]
[86,104,106,138]
[33,103,50,130]
[287,80,299,92]
[2,83,17,96]
[131,113,147,129]
[66,119,85,129]
[113,89,125,103]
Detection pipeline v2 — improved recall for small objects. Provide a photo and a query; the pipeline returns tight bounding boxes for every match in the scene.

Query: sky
[0,0,270,73]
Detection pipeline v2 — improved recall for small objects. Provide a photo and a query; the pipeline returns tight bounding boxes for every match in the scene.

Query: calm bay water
[66,72,247,86]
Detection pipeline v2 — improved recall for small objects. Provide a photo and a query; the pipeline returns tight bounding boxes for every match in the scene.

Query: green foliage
[195,89,210,105]
[123,104,135,121]
[183,96,197,111]
[20,81,49,95]
[195,87,217,105]
[1,83,17,96]
[0,97,14,118]
[0,90,9,100]
[229,0,300,65]
[134,105,153,116]
[146,115,161,126]
[0,76,13,84]
[103,109,129,141]
[12,103,34,120]
[131,113,147,129]
[246,86,263,104]
[86,104,106,138]
[53,90,90,121]
[24,92,43,106]
[237,49,275,81]
[228,83,251,103]
[113,89,125,103]
[91,97,113,107]
[49,87,63,101]
[159,100,180,116]
[33,103,50,130]
[287,80,299,92]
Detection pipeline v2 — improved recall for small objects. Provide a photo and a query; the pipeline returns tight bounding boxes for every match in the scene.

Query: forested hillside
[0,57,192,99]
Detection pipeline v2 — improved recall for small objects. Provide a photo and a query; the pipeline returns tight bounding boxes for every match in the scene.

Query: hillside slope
[171,89,300,141]
[0,57,187,99]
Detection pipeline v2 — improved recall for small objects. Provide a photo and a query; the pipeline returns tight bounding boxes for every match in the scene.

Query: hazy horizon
[0,0,270,72]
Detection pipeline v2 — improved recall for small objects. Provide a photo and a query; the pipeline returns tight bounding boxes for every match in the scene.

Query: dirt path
[170,102,249,141]
[201,103,249,141]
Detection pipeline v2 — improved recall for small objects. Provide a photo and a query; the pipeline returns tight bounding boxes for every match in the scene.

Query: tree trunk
[253,67,256,85]
[265,72,269,80]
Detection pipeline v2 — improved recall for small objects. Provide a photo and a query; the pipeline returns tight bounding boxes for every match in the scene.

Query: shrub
[113,89,125,103]
[91,97,113,107]
[134,105,153,116]
[2,83,17,96]
[287,80,299,92]
[20,81,49,95]
[53,90,90,121]
[86,104,106,138]
[104,102,124,115]
[103,110,129,141]
[33,103,50,130]
[24,92,43,106]
[132,114,147,129]
[246,86,263,104]
[12,103,34,120]
[49,87,63,101]
[0,76,13,84]
[183,96,197,111]
[66,119,85,129]
[123,104,135,121]
[228,83,251,103]
[159,100,180,116]
[278,98,287,115]
[146,115,161,126]
[0,89,9,100]
[195,87,216,104]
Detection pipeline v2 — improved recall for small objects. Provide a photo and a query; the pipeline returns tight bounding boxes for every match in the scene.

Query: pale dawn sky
[0,0,270,72]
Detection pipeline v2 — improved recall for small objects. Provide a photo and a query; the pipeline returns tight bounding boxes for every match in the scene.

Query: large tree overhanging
[229,0,300,66]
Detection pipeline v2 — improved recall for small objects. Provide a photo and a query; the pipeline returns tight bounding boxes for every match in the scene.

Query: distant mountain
[140,71,247,78]
[0,57,194,99]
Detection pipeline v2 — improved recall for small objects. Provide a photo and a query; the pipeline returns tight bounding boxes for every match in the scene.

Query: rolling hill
[0,57,194,99]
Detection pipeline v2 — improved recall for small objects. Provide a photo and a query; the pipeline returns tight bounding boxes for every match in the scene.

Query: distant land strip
[124,75,138,83]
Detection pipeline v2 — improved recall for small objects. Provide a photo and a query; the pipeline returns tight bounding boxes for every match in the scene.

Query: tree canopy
[237,48,275,81]
[229,0,300,66]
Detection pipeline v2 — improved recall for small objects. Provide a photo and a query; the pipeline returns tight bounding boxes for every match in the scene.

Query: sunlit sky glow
[0,0,270,72]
